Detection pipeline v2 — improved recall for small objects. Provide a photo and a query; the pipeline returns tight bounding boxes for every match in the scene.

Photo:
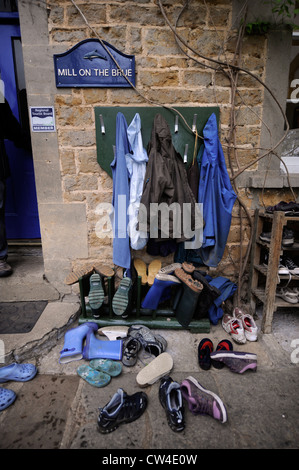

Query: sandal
[89,359,122,377]
[136,352,173,387]
[0,363,37,383]
[77,364,111,388]
[0,387,16,411]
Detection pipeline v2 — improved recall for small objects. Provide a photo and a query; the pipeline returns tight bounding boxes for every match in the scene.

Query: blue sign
[53,39,135,88]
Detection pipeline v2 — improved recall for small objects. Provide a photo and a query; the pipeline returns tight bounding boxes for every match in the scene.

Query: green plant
[245,0,299,34]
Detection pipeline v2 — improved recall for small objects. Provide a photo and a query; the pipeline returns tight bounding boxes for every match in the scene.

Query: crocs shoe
[198,338,214,370]
[88,273,105,318]
[89,359,122,377]
[77,364,111,387]
[210,351,257,374]
[0,387,16,411]
[98,388,148,433]
[159,376,185,432]
[211,339,233,369]
[180,376,227,423]
[234,308,258,342]
[0,363,37,383]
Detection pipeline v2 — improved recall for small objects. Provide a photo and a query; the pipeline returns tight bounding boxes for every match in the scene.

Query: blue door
[0,22,40,239]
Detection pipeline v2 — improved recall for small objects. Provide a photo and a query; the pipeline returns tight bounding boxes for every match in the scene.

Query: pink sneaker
[180,376,227,423]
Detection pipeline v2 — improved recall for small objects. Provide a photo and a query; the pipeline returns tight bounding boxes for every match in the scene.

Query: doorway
[0,7,40,241]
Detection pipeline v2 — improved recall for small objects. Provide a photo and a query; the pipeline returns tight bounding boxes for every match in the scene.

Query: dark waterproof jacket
[0,99,30,180]
[139,113,199,243]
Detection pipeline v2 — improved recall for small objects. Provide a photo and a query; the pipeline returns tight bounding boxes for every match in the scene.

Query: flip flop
[88,273,105,315]
[77,364,111,388]
[133,258,147,284]
[89,359,122,377]
[147,259,162,285]
[136,352,173,387]
[0,387,17,411]
[0,363,37,383]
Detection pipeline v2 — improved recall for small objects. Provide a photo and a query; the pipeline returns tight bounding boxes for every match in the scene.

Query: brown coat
[139,113,198,243]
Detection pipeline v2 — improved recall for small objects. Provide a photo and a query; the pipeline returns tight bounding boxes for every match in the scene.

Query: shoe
[211,339,233,369]
[266,200,299,215]
[0,387,17,411]
[122,337,141,367]
[136,352,173,387]
[0,259,12,277]
[147,259,162,285]
[88,273,105,318]
[77,364,111,388]
[281,256,299,275]
[182,261,195,273]
[98,388,148,433]
[210,351,257,374]
[197,338,213,370]
[159,376,185,432]
[276,287,298,304]
[282,228,295,246]
[180,376,227,423]
[89,359,122,377]
[0,363,37,383]
[174,268,203,327]
[259,231,271,243]
[64,264,114,285]
[59,321,99,364]
[234,307,258,341]
[222,313,246,344]
[82,330,123,361]
[112,277,132,318]
[158,263,182,275]
[263,254,289,275]
[141,275,180,310]
[133,258,147,285]
[128,325,167,357]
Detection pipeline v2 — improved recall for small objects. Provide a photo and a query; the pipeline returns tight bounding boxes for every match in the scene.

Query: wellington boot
[59,322,99,364]
[82,330,123,361]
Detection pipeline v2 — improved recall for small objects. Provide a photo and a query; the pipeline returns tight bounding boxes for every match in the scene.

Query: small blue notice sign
[30,107,56,132]
[53,39,135,88]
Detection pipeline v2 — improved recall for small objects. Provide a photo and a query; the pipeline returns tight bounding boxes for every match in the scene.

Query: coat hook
[175,115,179,133]
[184,144,188,163]
[99,114,105,134]
[192,114,197,133]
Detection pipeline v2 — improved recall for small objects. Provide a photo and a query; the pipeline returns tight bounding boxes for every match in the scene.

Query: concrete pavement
[0,247,299,450]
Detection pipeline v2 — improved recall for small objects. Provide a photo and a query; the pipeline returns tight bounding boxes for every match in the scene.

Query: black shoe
[159,376,185,432]
[0,259,13,277]
[198,338,213,370]
[97,388,148,434]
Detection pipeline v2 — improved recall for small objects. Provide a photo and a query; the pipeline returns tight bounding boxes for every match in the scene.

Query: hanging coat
[110,112,131,269]
[197,113,237,267]
[125,113,148,251]
[206,276,237,325]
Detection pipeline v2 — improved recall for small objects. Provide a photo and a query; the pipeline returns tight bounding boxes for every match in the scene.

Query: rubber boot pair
[59,322,123,364]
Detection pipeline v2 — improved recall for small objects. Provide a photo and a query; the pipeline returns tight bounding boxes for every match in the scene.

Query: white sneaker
[222,313,246,344]
[234,307,258,342]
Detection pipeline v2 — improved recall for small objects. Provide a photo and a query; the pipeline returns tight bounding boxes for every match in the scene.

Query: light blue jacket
[126,113,148,250]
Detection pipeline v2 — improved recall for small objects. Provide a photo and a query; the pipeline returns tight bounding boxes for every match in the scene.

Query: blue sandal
[89,359,122,377]
[77,365,111,388]
[0,387,17,411]
[0,363,37,383]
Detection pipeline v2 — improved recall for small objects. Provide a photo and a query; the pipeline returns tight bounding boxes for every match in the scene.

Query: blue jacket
[110,112,131,269]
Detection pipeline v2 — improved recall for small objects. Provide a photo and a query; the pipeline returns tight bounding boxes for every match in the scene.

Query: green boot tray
[78,273,210,333]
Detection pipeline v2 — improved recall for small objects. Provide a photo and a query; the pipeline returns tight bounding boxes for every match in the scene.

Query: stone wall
[41,0,291,290]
